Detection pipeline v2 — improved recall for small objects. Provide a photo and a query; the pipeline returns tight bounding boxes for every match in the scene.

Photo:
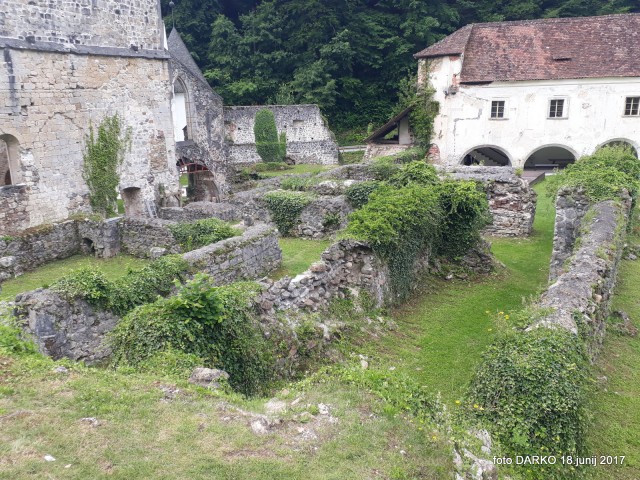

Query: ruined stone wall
[224,105,339,165]
[0,0,164,53]
[259,240,391,315]
[0,49,179,234]
[120,217,180,258]
[532,191,632,356]
[442,166,537,237]
[364,143,413,161]
[160,202,240,223]
[182,224,281,285]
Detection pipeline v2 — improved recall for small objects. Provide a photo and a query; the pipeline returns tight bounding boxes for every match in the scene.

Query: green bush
[545,146,640,201]
[168,218,239,252]
[52,255,189,316]
[345,181,382,208]
[254,109,286,163]
[0,314,38,357]
[280,176,320,192]
[109,276,272,396]
[345,184,442,299]
[468,327,589,463]
[394,147,427,164]
[370,156,401,181]
[435,181,490,258]
[262,190,315,235]
[387,161,439,188]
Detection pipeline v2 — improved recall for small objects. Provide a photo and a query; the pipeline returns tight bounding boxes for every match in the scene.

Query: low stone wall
[15,289,119,364]
[120,217,181,258]
[532,192,632,356]
[548,188,592,281]
[159,202,241,223]
[364,143,413,161]
[0,221,80,282]
[295,196,353,239]
[259,239,391,315]
[443,166,537,237]
[183,224,281,285]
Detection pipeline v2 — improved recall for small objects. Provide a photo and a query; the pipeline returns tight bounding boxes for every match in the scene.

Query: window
[549,99,565,118]
[624,97,640,116]
[490,100,505,119]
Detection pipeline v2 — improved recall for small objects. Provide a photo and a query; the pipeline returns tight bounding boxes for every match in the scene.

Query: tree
[254,109,286,162]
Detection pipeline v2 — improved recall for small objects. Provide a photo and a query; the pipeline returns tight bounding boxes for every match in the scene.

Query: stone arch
[171,76,195,142]
[461,145,512,166]
[597,138,638,158]
[177,157,220,203]
[524,144,578,170]
[0,134,23,186]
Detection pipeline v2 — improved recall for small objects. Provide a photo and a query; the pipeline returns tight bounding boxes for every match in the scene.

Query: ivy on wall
[82,114,131,217]
[263,190,315,235]
[254,109,287,163]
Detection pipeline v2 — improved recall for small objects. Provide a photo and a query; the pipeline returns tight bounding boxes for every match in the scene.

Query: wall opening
[178,159,220,202]
[524,146,576,170]
[598,140,638,158]
[82,238,96,255]
[462,146,511,166]
[0,134,23,187]
[121,187,145,217]
[171,77,192,142]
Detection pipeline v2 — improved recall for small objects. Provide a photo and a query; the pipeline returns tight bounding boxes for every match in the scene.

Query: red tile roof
[414,14,640,83]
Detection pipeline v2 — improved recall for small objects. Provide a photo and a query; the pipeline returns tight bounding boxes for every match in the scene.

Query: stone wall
[15,289,119,364]
[548,188,592,281]
[0,221,80,282]
[364,143,413,161]
[120,217,180,258]
[259,240,391,315]
[1,0,164,53]
[160,202,240,223]
[531,191,632,356]
[0,184,29,235]
[443,166,537,237]
[182,224,281,285]
[224,105,339,165]
[295,196,352,239]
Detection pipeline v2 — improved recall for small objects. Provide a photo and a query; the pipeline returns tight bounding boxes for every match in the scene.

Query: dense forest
[160,0,638,132]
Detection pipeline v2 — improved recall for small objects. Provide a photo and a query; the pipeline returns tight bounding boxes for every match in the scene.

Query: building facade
[414,14,640,168]
[0,0,180,235]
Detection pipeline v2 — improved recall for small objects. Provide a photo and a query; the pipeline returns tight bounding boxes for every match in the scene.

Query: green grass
[586,218,640,479]
[259,164,334,178]
[270,238,332,279]
[354,182,556,403]
[180,174,189,187]
[0,255,150,301]
[340,151,365,165]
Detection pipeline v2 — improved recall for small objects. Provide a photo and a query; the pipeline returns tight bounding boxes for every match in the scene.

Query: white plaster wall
[426,61,640,167]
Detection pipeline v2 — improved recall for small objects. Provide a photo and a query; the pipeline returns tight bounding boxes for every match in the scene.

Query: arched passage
[0,134,23,186]
[171,77,192,142]
[178,159,220,202]
[524,145,577,170]
[461,146,511,166]
[597,139,638,158]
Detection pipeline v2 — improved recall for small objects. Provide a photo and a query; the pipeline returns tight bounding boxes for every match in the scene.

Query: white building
[371,14,640,169]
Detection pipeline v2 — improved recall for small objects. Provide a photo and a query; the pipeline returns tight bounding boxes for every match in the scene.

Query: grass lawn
[0,255,150,301]
[259,164,334,178]
[270,238,332,279]
[586,218,640,479]
[355,181,556,403]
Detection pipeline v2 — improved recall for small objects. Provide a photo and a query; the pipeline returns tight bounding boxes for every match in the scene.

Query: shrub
[435,180,490,258]
[262,190,315,235]
[280,176,320,192]
[52,255,189,316]
[394,147,427,164]
[345,181,382,209]
[168,218,239,252]
[545,146,640,201]
[468,327,589,462]
[387,161,439,188]
[254,109,286,163]
[0,312,38,356]
[370,156,401,181]
[109,276,272,396]
[345,184,442,299]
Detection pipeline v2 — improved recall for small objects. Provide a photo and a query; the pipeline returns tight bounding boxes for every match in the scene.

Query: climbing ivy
[254,109,286,163]
[82,114,131,217]
[262,190,315,235]
[168,218,240,252]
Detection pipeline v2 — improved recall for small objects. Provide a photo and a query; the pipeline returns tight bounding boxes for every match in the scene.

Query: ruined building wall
[224,105,339,165]
[0,0,179,235]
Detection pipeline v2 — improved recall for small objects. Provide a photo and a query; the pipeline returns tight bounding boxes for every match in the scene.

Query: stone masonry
[224,105,339,165]
[0,0,180,235]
